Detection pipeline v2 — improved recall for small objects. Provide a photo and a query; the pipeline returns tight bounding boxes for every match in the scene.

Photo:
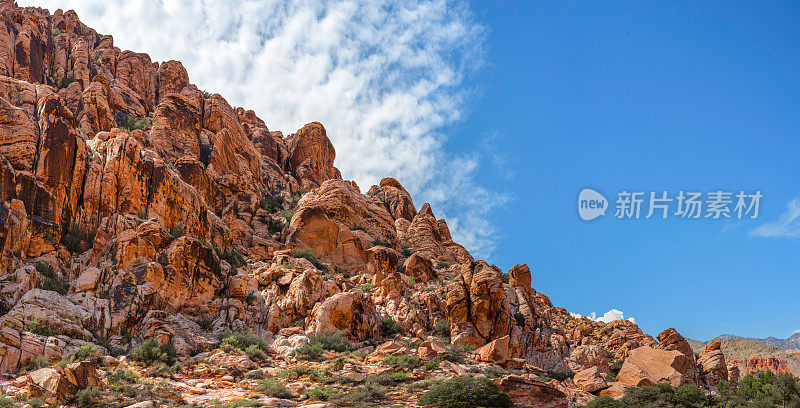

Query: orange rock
[286,122,341,189]
[476,335,512,364]
[616,346,691,387]
[573,366,609,393]
[494,375,568,408]
[366,177,417,222]
[157,60,189,102]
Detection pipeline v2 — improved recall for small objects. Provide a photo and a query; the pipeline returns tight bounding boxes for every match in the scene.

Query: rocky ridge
[0,2,749,407]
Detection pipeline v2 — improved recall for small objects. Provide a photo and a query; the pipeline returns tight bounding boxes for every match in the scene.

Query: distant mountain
[716,332,800,351]
[688,337,800,377]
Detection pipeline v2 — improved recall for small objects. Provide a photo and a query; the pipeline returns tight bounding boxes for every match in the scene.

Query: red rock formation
[728,357,791,374]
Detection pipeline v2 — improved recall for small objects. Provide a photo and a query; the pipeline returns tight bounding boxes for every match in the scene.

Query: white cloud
[751,199,800,238]
[20,0,503,257]
[570,309,636,324]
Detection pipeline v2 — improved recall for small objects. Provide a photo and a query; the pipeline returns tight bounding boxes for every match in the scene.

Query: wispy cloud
[570,309,636,324]
[22,0,505,258]
[751,199,800,238]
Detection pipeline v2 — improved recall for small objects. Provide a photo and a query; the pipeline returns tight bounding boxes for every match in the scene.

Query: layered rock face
[728,357,791,375]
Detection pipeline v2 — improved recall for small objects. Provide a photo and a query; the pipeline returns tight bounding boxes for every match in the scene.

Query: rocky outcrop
[446,260,509,347]
[616,346,691,387]
[366,177,416,222]
[494,375,568,408]
[574,366,609,393]
[697,340,728,387]
[308,290,381,341]
[28,361,101,403]
[728,357,791,375]
[286,122,340,189]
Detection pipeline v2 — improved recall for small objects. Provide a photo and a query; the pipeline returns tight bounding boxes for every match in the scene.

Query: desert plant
[220,331,269,354]
[358,283,373,293]
[116,113,147,131]
[434,319,451,340]
[296,342,324,361]
[24,320,56,337]
[373,238,388,246]
[219,248,245,269]
[62,224,95,254]
[201,90,213,98]
[257,379,294,399]
[244,369,264,380]
[267,218,284,234]
[382,354,421,369]
[260,194,284,213]
[35,261,68,296]
[59,75,75,89]
[419,375,512,408]
[401,242,414,256]
[244,344,267,362]
[307,331,352,352]
[131,338,176,366]
[291,248,328,272]
[380,316,405,337]
[73,387,100,407]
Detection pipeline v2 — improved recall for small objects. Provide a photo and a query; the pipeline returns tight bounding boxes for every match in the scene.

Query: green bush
[245,344,267,362]
[244,369,264,379]
[62,224,94,254]
[131,338,176,366]
[219,248,246,269]
[280,210,295,223]
[435,261,450,269]
[296,342,323,361]
[383,354,421,369]
[201,90,213,98]
[52,27,61,36]
[26,355,51,371]
[68,344,100,364]
[305,386,337,401]
[73,387,100,407]
[434,319,451,340]
[373,238,388,246]
[213,399,263,408]
[24,398,46,408]
[580,396,623,408]
[107,368,140,384]
[24,319,56,337]
[358,283,373,293]
[267,218,284,235]
[260,194,284,213]
[35,262,68,296]
[220,331,269,354]
[116,114,148,131]
[0,395,17,408]
[332,381,385,406]
[291,249,328,272]
[59,75,75,89]
[380,316,405,337]
[419,375,512,408]
[401,243,414,256]
[307,331,352,352]
[390,371,412,382]
[257,379,294,399]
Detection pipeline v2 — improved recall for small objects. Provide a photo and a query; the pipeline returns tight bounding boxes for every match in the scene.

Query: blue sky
[450,0,800,340]
[24,0,800,341]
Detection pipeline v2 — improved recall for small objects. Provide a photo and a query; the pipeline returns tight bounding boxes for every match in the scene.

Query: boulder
[156,60,189,102]
[446,260,509,347]
[366,177,417,222]
[494,375,568,408]
[28,361,101,403]
[476,335,512,365]
[286,122,340,189]
[616,346,691,387]
[574,366,609,393]
[697,340,728,387]
[308,290,381,341]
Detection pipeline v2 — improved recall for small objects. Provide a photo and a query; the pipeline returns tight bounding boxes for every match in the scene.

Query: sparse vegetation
[291,248,329,272]
[219,247,246,269]
[62,223,95,254]
[201,90,213,98]
[358,283,373,293]
[131,338,177,366]
[373,238,388,247]
[24,319,56,337]
[267,217,284,234]
[35,262,68,296]
[307,331,352,352]
[436,261,450,269]
[401,242,414,256]
[260,193,284,213]
[296,342,324,361]
[219,330,269,354]
[380,316,405,337]
[116,113,148,131]
[383,354,421,369]
[434,319,451,341]
[257,379,294,399]
[59,75,75,89]
[419,375,512,408]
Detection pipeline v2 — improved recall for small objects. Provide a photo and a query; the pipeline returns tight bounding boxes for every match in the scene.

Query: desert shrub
[116,114,147,131]
[305,386,337,401]
[280,210,295,223]
[479,365,521,379]
[131,338,176,366]
[220,330,269,354]
[546,371,574,382]
[332,381,385,406]
[606,359,623,382]
[401,243,414,256]
[358,283,373,293]
[260,194,284,213]
[257,379,293,399]
[296,342,323,361]
[201,90,213,98]
[26,355,51,371]
[35,262,68,296]
[62,224,94,254]
[435,261,450,269]
[308,331,352,352]
[73,387,100,407]
[68,344,100,364]
[350,225,366,232]
[513,312,525,326]
[500,273,509,284]
[24,398,46,408]
[373,238,388,246]
[195,319,214,332]
[245,291,257,305]
[383,354,421,369]
[443,344,472,363]
[291,249,328,272]
[52,27,61,36]
[380,316,405,337]
[214,399,263,408]
[390,371,412,382]
[244,369,264,380]
[434,319,451,340]
[419,375,512,408]
[0,395,17,408]
[267,218,284,234]
[580,396,623,408]
[24,319,56,337]
[107,368,140,384]
[219,248,245,269]
[59,75,75,89]
[245,344,267,362]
